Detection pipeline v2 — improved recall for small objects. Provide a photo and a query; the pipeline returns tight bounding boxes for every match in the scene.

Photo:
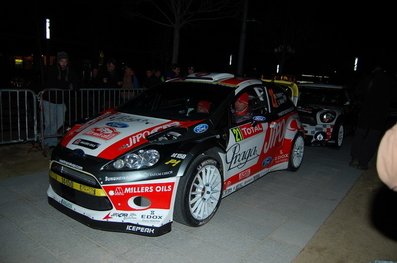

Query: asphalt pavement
[0,137,394,263]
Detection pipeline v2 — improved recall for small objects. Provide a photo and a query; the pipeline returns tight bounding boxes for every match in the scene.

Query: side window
[267,85,294,115]
[231,86,269,125]
[251,85,269,115]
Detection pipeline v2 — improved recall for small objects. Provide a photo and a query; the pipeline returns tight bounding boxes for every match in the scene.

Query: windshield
[298,87,346,106]
[118,81,232,120]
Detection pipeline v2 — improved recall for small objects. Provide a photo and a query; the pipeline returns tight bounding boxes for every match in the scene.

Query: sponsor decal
[108,187,125,196]
[141,210,163,221]
[103,212,137,220]
[59,159,83,170]
[274,150,289,164]
[50,171,106,197]
[104,176,133,182]
[84,126,120,140]
[263,119,286,153]
[170,153,187,159]
[118,122,180,150]
[106,122,129,128]
[103,182,175,210]
[226,143,259,170]
[238,168,251,180]
[231,123,263,142]
[60,198,72,209]
[253,115,266,122]
[231,127,244,142]
[109,115,152,123]
[60,111,114,146]
[193,123,208,133]
[262,156,273,167]
[147,171,173,177]
[126,225,155,234]
[123,184,172,194]
[223,188,234,196]
[164,159,181,167]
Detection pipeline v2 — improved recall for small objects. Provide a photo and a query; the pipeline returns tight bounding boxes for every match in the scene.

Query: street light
[45,18,50,40]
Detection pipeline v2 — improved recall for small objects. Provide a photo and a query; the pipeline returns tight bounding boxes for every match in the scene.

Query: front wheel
[174,155,223,226]
[329,123,344,149]
[288,133,305,171]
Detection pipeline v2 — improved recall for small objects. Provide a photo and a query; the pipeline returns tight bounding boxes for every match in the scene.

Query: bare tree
[123,0,241,64]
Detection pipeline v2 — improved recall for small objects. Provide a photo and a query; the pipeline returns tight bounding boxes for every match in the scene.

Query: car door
[223,85,271,192]
[264,83,300,168]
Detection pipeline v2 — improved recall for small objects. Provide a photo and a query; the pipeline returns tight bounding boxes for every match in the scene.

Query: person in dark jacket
[42,51,79,147]
[97,58,123,89]
[350,65,397,170]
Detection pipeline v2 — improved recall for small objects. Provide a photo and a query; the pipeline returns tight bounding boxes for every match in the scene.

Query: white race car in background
[297,83,353,148]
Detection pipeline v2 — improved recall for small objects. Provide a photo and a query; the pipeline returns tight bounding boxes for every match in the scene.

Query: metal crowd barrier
[0,89,38,144]
[38,88,144,149]
[0,88,143,148]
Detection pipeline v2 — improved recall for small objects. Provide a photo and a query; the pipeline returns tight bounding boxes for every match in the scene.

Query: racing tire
[174,154,223,227]
[329,123,344,149]
[288,133,305,171]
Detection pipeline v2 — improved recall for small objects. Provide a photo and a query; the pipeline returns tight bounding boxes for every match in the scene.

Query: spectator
[165,64,181,80]
[186,65,195,76]
[97,58,123,89]
[122,65,140,90]
[121,64,140,100]
[350,64,397,170]
[142,68,160,89]
[42,51,79,148]
[377,122,397,191]
[89,63,100,88]
[154,69,165,83]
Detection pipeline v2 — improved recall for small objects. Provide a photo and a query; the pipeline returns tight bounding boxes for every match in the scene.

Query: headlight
[110,149,160,170]
[319,111,336,123]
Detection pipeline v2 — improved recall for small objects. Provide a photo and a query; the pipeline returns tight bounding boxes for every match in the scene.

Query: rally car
[296,83,352,148]
[47,73,305,236]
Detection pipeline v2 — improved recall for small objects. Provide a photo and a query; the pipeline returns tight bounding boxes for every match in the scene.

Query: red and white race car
[47,73,305,236]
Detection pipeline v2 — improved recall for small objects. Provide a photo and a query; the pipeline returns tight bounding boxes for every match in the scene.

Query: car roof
[172,72,262,90]
[184,72,235,82]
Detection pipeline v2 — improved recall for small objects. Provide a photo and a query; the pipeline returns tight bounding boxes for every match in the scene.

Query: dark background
[1,0,396,89]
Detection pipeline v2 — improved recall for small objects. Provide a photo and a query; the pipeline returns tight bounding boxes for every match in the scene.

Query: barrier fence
[0,88,144,148]
[0,89,37,144]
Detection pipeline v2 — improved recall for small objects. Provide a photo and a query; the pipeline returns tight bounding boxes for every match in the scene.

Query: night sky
[2,0,396,79]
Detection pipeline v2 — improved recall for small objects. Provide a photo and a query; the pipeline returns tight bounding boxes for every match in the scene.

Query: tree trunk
[172,25,181,64]
[237,0,248,77]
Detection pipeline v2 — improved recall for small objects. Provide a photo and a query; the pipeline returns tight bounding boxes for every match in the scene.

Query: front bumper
[48,193,172,236]
[47,161,179,237]
[302,124,334,145]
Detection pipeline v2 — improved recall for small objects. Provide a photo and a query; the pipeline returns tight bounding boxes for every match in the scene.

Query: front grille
[49,162,112,211]
[52,162,98,187]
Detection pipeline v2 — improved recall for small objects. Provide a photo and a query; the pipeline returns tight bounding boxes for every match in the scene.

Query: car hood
[60,111,203,160]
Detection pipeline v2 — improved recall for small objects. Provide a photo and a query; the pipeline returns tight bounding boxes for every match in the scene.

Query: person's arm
[377,123,397,191]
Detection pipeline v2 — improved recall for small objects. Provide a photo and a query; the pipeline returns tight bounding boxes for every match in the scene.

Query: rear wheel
[288,134,305,171]
[174,155,223,226]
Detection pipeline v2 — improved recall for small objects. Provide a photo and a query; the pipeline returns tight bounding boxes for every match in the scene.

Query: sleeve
[376,122,397,191]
